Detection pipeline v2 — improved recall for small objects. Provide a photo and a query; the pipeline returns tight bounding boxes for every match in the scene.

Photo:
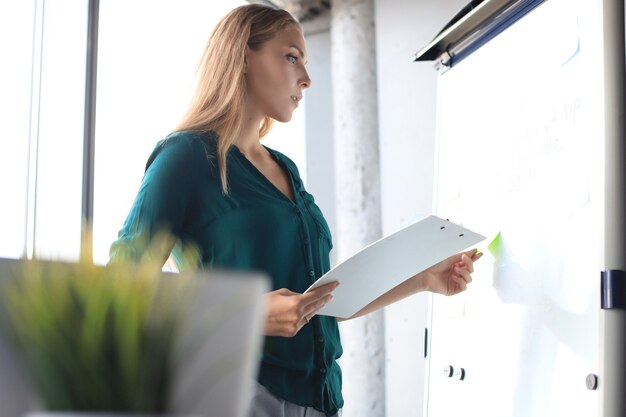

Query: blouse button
[320,367,327,374]
[309,270,315,277]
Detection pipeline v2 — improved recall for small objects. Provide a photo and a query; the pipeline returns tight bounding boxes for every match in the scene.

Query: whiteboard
[426,0,603,416]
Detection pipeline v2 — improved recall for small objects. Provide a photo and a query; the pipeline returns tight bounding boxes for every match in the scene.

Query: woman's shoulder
[159,130,218,156]
[145,130,219,173]
[164,130,218,145]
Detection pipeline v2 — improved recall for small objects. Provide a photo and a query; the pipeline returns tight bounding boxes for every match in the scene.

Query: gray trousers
[248,381,341,417]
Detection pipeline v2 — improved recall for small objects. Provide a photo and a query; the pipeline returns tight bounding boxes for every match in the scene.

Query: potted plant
[0,234,200,416]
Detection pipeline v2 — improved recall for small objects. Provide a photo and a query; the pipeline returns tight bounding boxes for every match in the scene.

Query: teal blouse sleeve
[109,134,208,263]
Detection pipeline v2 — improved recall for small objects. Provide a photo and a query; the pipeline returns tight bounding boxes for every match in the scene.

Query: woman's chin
[273,113,293,123]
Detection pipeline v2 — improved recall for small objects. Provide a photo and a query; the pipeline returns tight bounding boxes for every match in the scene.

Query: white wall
[302,16,338,268]
[373,0,467,415]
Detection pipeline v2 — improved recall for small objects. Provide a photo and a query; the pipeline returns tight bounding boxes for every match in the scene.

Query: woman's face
[245,24,311,123]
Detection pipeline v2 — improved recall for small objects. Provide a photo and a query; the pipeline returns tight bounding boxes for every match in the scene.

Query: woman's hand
[419,249,483,296]
[264,281,340,337]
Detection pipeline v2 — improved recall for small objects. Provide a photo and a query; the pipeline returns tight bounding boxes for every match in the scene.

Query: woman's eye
[286,54,298,64]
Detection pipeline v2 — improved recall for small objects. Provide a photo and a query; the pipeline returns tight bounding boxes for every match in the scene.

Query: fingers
[454,265,472,284]
[302,293,334,321]
[275,288,298,296]
[297,313,312,329]
[462,254,475,273]
[451,275,468,292]
[456,250,482,272]
[300,281,340,307]
[453,253,474,288]
[286,282,340,334]
[443,249,482,296]
[265,284,338,337]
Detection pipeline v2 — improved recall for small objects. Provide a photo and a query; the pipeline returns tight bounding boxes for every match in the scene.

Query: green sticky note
[487,231,503,259]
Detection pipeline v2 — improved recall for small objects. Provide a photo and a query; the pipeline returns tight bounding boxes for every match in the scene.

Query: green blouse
[110,131,343,415]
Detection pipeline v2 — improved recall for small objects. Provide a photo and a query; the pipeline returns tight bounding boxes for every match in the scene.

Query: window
[0,0,36,259]
[1,0,88,261]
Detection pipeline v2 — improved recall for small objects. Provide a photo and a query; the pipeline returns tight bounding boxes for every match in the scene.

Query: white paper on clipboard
[304,215,486,319]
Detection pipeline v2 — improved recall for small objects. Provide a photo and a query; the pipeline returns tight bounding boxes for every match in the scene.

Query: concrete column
[330,1,385,416]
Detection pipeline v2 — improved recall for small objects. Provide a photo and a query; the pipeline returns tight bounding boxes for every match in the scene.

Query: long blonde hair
[174,4,300,195]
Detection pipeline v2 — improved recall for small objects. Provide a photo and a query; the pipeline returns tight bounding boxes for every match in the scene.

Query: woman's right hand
[264,281,340,337]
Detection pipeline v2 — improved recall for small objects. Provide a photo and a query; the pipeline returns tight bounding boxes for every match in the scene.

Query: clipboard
[305,216,485,319]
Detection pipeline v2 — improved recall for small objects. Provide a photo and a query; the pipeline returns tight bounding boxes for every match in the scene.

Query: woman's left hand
[419,249,483,296]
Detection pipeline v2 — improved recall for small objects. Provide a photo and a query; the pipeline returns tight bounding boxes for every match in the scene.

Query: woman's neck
[235,109,266,157]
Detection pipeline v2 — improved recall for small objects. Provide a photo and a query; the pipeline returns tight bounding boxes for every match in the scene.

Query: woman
[110,4,481,417]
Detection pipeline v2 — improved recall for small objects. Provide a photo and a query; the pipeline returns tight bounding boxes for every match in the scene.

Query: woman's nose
[300,69,312,89]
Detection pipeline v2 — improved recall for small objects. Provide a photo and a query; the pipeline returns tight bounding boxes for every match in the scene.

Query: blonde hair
[173,4,300,195]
